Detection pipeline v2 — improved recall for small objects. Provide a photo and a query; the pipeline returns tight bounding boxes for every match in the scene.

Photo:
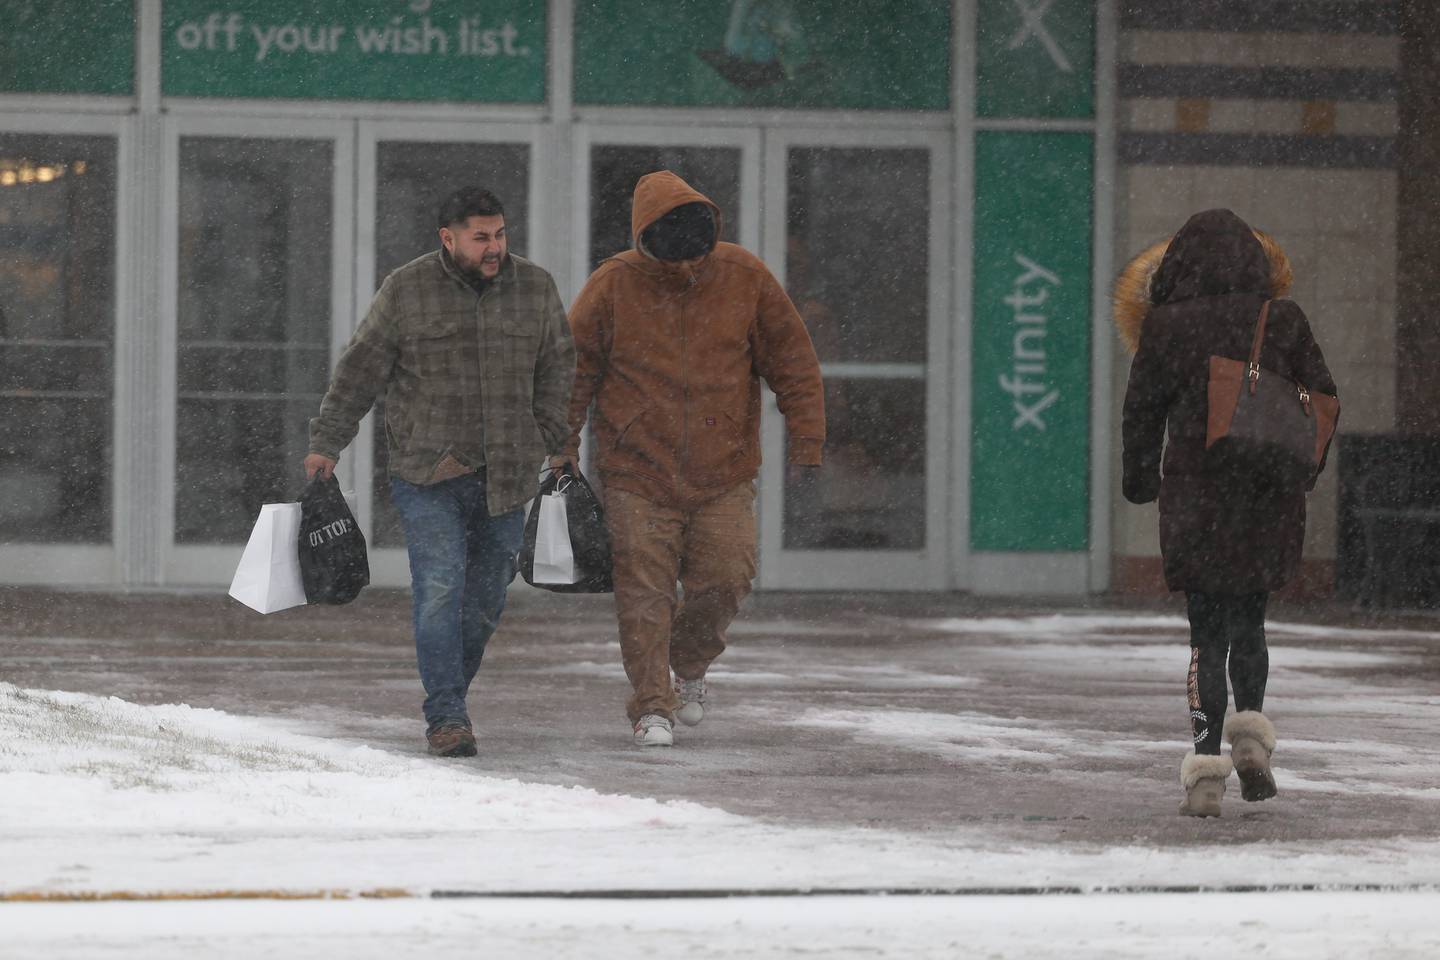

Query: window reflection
[0,135,115,544]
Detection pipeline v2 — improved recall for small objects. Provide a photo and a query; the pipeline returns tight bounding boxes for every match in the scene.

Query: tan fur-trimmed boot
[1226,711,1278,802]
[1179,752,1233,817]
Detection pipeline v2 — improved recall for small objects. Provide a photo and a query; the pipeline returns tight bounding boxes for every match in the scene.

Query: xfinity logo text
[998,253,1061,432]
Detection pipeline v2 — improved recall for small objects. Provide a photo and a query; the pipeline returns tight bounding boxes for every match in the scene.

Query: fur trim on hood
[1112,228,1293,354]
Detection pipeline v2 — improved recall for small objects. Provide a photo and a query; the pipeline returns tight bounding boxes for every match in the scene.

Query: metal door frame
[160,115,356,586]
[355,119,549,587]
[0,111,132,585]
[757,125,954,590]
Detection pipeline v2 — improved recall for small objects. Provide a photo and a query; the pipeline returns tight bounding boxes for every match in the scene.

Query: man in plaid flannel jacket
[305,186,575,758]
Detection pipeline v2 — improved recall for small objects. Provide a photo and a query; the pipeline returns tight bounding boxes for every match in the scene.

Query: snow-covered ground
[6,892,1440,959]
[4,611,1440,957]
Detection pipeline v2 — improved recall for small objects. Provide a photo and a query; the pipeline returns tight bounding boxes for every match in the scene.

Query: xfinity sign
[971,131,1093,552]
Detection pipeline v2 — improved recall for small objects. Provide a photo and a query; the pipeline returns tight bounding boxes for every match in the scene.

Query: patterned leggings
[1186,591,1269,755]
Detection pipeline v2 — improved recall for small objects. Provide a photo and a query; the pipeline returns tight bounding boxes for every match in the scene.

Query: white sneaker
[675,677,707,727]
[633,714,674,747]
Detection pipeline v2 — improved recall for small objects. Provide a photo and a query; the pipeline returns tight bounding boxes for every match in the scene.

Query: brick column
[1397,2,1440,433]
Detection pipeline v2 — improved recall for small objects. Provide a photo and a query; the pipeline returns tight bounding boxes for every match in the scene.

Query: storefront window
[370,140,530,547]
[0,134,116,544]
[174,137,333,543]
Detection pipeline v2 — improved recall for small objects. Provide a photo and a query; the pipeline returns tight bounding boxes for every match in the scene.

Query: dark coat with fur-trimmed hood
[1117,208,1337,594]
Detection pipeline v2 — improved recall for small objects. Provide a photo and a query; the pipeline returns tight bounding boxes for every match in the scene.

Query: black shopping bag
[299,473,370,604]
[519,467,613,593]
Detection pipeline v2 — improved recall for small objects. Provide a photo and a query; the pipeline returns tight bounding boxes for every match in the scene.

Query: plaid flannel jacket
[309,249,575,516]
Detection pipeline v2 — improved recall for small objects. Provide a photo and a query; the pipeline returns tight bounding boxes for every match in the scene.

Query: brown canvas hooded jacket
[565,171,825,507]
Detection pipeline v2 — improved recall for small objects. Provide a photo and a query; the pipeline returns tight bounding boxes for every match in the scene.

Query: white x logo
[1007,0,1074,74]
[1013,390,1059,431]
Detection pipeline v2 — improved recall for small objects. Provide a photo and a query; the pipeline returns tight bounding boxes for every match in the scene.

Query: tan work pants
[605,482,757,723]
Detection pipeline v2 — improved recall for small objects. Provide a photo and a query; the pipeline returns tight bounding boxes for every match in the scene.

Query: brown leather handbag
[1206,300,1340,486]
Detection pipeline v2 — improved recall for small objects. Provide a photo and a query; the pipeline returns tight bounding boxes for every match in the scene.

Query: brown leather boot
[1226,711,1278,802]
[427,724,477,758]
[1179,752,1233,817]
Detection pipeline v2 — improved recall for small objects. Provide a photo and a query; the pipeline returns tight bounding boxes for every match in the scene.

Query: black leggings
[1186,591,1269,755]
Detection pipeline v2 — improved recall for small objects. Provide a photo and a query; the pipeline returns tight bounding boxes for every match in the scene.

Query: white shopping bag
[228,502,307,614]
[531,492,577,584]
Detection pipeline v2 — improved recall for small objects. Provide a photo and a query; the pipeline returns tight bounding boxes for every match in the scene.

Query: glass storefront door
[151,117,948,592]
[759,130,951,589]
[576,125,948,590]
[160,119,541,586]
[0,121,122,583]
[354,122,540,585]
[164,118,353,584]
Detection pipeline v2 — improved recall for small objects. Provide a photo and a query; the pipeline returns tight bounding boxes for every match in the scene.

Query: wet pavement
[3,586,1439,851]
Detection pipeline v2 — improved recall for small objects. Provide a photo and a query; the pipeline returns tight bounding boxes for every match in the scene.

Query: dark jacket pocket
[403,313,468,383]
[403,311,465,340]
[614,410,644,450]
[501,313,541,337]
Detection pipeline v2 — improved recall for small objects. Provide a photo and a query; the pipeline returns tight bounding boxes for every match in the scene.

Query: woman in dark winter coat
[1116,208,1337,818]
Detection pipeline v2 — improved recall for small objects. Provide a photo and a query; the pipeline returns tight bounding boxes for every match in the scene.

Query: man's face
[441,214,507,280]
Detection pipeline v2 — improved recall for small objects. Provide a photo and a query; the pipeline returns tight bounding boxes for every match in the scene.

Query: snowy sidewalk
[3,590,1440,956]
[6,893,1440,959]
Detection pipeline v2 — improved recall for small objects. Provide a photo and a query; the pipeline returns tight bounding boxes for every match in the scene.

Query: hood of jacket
[629,170,725,263]
[1112,208,1293,353]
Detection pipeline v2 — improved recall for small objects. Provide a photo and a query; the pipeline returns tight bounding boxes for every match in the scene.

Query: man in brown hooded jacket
[559,170,824,746]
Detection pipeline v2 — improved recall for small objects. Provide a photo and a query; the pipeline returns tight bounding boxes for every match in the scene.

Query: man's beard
[452,248,503,283]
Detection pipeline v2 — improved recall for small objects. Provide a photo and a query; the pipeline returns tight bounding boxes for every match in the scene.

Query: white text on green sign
[1001,253,1061,431]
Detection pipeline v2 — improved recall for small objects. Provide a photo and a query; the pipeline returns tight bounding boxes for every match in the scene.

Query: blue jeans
[389,473,524,733]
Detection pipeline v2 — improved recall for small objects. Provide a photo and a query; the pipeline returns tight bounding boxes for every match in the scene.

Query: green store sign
[0,0,134,95]
[161,0,546,102]
[971,130,1093,552]
[977,0,1094,119]
[575,0,950,111]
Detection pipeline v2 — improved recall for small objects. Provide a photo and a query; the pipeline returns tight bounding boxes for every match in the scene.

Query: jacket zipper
[679,291,689,475]
[474,281,489,471]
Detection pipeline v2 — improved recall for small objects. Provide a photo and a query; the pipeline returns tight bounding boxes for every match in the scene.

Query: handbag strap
[1243,299,1315,414]
[1246,300,1271,394]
